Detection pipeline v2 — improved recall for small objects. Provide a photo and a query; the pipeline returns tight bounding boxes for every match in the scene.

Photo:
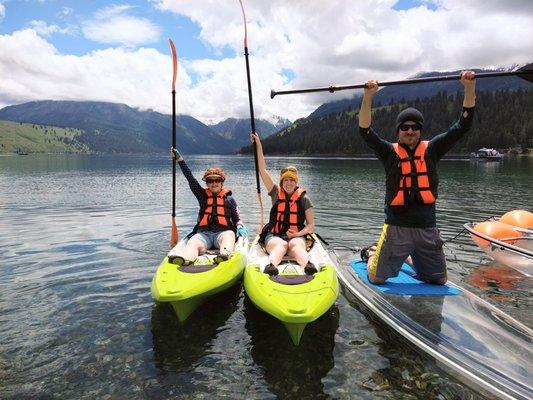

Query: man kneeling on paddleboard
[168,147,248,266]
[250,132,317,276]
[358,70,476,284]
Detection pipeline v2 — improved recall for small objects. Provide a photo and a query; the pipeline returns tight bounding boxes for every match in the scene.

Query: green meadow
[0,120,89,154]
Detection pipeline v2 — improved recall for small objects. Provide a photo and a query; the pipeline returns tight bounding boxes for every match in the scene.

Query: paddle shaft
[172,89,176,217]
[244,45,261,195]
[271,67,533,98]
[169,38,178,245]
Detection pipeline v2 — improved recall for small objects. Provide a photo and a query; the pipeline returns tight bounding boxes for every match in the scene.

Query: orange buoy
[500,210,533,230]
[472,221,523,248]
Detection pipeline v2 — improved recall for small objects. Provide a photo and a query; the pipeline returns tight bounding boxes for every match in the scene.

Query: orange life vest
[388,140,437,206]
[269,187,306,235]
[197,188,232,228]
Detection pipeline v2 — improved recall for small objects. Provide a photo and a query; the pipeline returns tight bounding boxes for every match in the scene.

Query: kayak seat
[270,275,314,285]
[179,264,217,273]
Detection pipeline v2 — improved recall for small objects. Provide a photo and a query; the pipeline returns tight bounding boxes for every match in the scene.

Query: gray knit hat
[396,107,424,132]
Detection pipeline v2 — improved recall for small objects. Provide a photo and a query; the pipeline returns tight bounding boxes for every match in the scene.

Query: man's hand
[364,80,379,96]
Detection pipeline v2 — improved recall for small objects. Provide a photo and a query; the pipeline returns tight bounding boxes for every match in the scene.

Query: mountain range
[308,67,531,119]
[1,66,530,155]
[0,101,290,154]
[242,85,533,155]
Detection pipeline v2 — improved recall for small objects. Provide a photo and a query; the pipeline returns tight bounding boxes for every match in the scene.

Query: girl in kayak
[167,147,248,266]
[250,132,317,276]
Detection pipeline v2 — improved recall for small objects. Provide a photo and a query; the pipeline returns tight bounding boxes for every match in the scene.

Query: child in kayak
[168,147,248,266]
[250,132,317,276]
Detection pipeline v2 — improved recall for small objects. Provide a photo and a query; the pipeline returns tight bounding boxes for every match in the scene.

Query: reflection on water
[341,288,486,400]
[244,297,338,399]
[1,154,531,399]
[151,284,242,372]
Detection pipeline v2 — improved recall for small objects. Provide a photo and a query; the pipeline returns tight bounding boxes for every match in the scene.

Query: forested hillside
[242,88,533,155]
[0,100,290,154]
[0,101,234,154]
[307,70,530,119]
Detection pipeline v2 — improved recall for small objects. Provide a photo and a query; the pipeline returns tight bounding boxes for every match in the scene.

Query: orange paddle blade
[171,217,178,247]
[238,0,248,47]
[168,38,178,91]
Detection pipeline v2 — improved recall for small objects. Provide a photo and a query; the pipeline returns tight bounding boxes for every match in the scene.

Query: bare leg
[287,238,308,267]
[217,231,236,256]
[182,238,206,262]
[266,236,288,266]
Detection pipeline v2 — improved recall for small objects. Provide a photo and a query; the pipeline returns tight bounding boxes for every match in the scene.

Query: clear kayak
[151,235,248,322]
[329,247,533,400]
[464,221,533,277]
[244,233,339,345]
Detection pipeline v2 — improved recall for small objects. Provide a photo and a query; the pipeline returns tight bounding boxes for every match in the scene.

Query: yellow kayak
[151,235,248,321]
[244,234,339,345]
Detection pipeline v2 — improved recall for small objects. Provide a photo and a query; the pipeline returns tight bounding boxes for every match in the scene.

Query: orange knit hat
[202,167,226,182]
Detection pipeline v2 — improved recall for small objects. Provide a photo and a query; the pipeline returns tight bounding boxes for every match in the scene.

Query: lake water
[1,154,531,399]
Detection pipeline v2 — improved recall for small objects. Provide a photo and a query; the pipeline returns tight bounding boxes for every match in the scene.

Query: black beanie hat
[396,107,424,132]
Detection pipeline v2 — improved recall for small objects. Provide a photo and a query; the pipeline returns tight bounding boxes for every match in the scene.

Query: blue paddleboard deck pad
[350,260,460,296]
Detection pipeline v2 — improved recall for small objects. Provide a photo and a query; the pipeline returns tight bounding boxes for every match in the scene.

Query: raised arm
[358,80,379,128]
[461,70,476,108]
[428,71,476,160]
[250,132,275,193]
[171,147,204,201]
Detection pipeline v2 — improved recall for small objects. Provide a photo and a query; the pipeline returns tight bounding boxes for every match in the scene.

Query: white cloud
[94,4,134,19]
[0,30,171,112]
[28,20,75,36]
[1,1,533,122]
[0,2,5,22]
[149,0,533,121]
[82,4,161,47]
[57,7,74,19]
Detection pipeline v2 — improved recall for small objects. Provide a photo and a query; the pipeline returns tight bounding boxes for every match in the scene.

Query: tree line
[241,88,533,155]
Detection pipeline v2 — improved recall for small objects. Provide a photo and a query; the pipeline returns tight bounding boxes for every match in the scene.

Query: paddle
[238,0,264,229]
[169,38,179,246]
[270,63,533,98]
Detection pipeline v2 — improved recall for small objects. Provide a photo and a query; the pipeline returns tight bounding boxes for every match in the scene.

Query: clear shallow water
[1,154,531,399]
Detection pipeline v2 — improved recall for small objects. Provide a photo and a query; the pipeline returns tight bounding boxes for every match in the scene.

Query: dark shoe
[360,244,377,262]
[168,255,185,266]
[168,256,193,267]
[214,254,229,264]
[264,263,279,276]
[304,261,318,275]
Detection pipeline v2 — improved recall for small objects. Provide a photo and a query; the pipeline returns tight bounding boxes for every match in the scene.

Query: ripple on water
[1,154,531,399]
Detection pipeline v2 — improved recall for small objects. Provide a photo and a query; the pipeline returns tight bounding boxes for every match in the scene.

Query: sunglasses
[206,178,222,184]
[281,166,297,173]
[399,123,422,132]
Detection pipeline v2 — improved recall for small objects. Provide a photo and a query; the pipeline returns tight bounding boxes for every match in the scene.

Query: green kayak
[244,234,339,345]
[151,235,248,322]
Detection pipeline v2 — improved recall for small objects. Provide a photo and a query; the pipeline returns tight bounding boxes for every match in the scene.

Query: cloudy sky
[1,0,532,123]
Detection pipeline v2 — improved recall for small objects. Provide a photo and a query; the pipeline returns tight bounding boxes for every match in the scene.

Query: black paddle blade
[517,63,533,83]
